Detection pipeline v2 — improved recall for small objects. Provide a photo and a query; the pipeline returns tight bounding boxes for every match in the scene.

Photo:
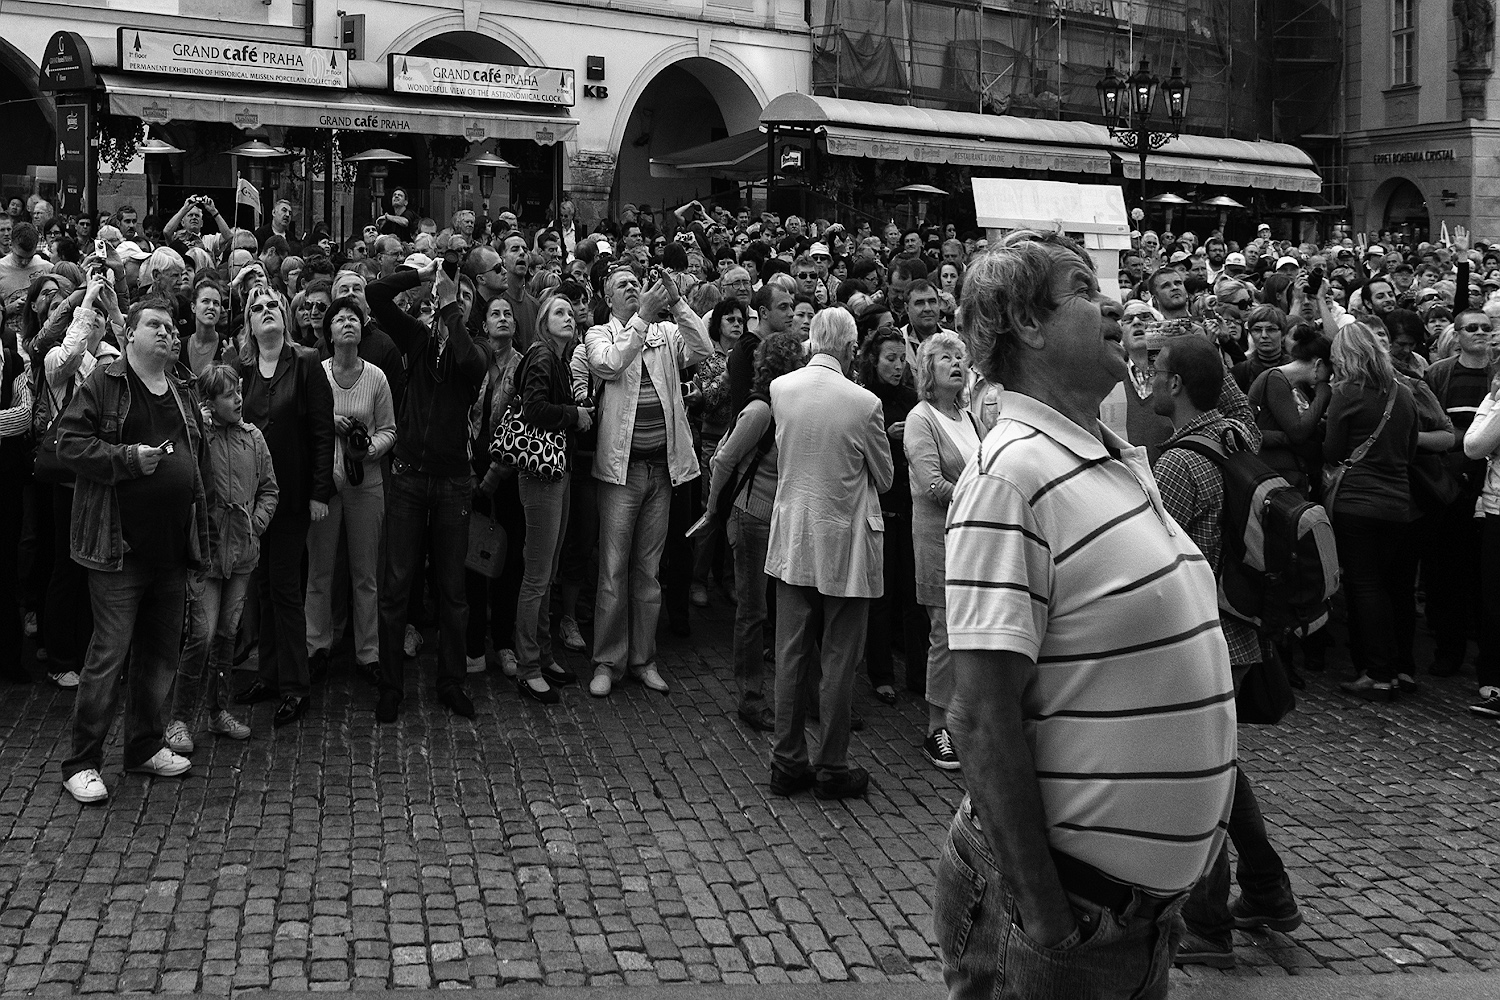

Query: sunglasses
[1459,322,1493,332]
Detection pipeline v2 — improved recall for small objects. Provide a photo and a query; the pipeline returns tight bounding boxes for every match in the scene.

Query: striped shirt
[945,390,1236,895]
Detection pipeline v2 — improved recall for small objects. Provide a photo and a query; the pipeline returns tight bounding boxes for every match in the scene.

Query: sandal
[873,685,897,705]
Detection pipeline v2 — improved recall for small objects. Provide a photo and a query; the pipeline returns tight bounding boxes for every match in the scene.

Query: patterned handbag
[490,345,567,481]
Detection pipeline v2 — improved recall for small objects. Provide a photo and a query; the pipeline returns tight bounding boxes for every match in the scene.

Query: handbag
[1236,644,1296,725]
[490,345,567,481]
[1321,385,1398,513]
[465,509,508,578]
[33,376,74,485]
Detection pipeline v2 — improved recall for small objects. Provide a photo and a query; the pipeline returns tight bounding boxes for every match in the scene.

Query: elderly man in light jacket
[765,308,893,801]
[585,264,713,697]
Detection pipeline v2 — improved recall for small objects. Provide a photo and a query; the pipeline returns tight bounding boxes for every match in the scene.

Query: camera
[1306,267,1324,296]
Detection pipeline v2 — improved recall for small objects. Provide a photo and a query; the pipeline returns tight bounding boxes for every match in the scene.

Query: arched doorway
[0,39,55,182]
[1381,179,1429,244]
[612,57,763,217]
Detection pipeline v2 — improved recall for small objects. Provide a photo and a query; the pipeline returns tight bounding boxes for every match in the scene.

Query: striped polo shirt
[945,390,1236,895]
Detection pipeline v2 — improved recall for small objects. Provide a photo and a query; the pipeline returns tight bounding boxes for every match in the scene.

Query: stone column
[1456,62,1493,120]
[567,150,617,231]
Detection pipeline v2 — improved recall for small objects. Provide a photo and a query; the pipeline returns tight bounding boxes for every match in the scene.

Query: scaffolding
[809,0,1341,144]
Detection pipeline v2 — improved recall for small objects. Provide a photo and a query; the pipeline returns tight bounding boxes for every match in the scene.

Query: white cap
[595,240,614,257]
[1367,244,1386,255]
[116,241,150,262]
[809,242,830,258]
[1224,252,1247,266]
[401,252,433,270]
[1275,255,1300,269]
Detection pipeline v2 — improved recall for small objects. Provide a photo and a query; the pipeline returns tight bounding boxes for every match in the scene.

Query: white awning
[101,72,577,145]
[760,93,1323,193]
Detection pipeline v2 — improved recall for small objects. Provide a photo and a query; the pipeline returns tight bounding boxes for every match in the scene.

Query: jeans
[379,470,472,699]
[866,511,928,692]
[728,507,770,708]
[1333,513,1416,683]
[557,457,598,608]
[1182,764,1295,947]
[592,458,671,673]
[172,571,253,720]
[63,559,188,778]
[925,603,955,712]
[772,582,868,780]
[935,801,1185,1000]
[467,477,525,658]
[1422,494,1482,665]
[662,479,699,630]
[1479,516,1500,689]
[0,477,22,676]
[307,481,385,665]
[254,511,313,699]
[44,485,92,671]
[515,473,570,679]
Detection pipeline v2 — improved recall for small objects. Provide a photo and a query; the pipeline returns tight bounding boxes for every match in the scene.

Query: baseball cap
[1224,252,1247,267]
[595,240,613,257]
[1168,250,1191,265]
[116,241,150,262]
[1257,222,1272,232]
[1367,244,1386,255]
[401,252,433,270]
[1275,255,1300,270]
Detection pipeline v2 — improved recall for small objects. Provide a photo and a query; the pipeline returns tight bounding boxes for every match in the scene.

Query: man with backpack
[1151,336,1305,969]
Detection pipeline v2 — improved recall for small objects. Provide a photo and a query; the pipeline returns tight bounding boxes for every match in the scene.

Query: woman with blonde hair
[1323,322,1419,701]
[229,285,336,727]
[904,331,982,769]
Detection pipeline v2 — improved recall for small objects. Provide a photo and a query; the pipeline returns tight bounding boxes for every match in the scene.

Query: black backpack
[1172,434,1340,640]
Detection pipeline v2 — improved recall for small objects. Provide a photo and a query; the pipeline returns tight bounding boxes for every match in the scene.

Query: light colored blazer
[585,301,713,487]
[905,401,981,607]
[764,354,894,598]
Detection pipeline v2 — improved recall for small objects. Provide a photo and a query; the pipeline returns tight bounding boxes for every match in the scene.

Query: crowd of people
[2,184,1499,982]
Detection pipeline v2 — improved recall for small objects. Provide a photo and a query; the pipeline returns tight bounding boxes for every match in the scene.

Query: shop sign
[118,28,348,89]
[55,99,93,216]
[391,55,574,107]
[1373,149,1455,164]
[138,102,174,125]
[39,31,96,91]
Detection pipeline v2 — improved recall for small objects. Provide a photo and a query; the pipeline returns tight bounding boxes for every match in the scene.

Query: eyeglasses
[1459,322,1493,332]
[795,272,818,280]
[308,301,330,313]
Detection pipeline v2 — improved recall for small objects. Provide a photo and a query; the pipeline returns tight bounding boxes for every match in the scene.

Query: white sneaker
[164,720,195,754]
[498,649,519,678]
[559,616,587,652]
[128,748,192,777]
[47,670,80,689]
[589,665,613,697]
[466,655,487,675]
[208,710,251,740]
[403,624,423,659]
[631,664,669,693]
[63,769,108,803]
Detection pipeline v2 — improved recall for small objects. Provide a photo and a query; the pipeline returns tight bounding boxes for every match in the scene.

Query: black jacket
[232,341,335,516]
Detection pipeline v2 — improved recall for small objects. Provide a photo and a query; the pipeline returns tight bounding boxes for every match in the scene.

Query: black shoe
[850,710,865,732]
[737,704,775,732]
[539,662,576,687]
[273,696,307,727]
[517,677,559,705]
[814,766,870,801]
[439,686,476,719]
[1230,894,1304,933]
[308,649,330,685]
[1173,931,1235,968]
[769,764,816,796]
[873,686,897,706]
[1395,673,1419,694]
[236,680,279,704]
[1469,689,1500,718]
[1340,675,1395,702]
[1286,667,1306,690]
[355,662,379,685]
[376,689,401,723]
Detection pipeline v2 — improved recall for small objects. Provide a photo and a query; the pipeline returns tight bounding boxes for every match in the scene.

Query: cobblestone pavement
[1,596,1499,995]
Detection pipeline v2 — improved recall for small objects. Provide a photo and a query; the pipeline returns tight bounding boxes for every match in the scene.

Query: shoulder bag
[491,343,567,481]
[1321,385,1398,513]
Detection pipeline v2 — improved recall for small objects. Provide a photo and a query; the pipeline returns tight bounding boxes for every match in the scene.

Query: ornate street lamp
[1098,59,1190,211]
[344,147,412,229]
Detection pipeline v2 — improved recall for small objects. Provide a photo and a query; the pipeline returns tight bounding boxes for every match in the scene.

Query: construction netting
[809,0,1341,144]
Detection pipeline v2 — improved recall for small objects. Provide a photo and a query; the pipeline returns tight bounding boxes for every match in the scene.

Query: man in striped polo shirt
[935,231,1236,1000]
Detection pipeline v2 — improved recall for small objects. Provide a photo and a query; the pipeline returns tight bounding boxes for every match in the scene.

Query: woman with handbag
[230,287,336,728]
[502,293,593,704]
[1322,323,1420,702]
[304,296,396,685]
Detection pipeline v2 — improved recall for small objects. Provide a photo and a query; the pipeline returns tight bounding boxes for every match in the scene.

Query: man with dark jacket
[367,261,486,722]
[56,297,213,803]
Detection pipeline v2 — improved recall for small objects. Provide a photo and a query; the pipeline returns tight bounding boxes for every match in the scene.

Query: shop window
[1391,0,1415,86]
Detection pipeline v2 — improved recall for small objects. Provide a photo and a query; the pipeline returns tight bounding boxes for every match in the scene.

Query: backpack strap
[1173,433,1228,465]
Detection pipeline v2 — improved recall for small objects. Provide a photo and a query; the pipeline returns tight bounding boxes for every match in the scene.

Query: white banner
[118,28,348,89]
[391,55,574,107]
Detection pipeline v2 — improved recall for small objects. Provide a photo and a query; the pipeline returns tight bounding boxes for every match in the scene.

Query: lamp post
[461,150,514,218]
[344,148,413,230]
[137,137,183,225]
[1097,59,1190,213]
[225,139,295,229]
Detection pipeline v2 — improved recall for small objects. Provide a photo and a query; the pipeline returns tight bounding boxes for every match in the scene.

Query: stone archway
[0,38,54,179]
[1369,176,1430,245]
[604,55,765,222]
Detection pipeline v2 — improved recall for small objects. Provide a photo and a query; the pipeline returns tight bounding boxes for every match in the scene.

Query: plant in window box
[98,115,147,176]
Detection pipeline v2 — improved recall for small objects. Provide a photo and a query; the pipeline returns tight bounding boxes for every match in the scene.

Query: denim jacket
[56,354,212,572]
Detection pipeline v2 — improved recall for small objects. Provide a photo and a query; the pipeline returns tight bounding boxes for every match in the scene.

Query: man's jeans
[63,559,188,779]
[935,798,1185,1000]
[592,458,671,674]
[772,582,868,781]
[379,470,472,700]
[728,507,769,708]
[172,571,252,721]
[1182,764,1295,947]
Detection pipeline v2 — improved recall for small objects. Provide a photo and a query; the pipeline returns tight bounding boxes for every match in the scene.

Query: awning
[650,130,766,180]
[759,92,1322,193]
[100,72,577,145]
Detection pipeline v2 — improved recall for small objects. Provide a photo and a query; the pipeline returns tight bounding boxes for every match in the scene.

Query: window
[1392,0,1416,86]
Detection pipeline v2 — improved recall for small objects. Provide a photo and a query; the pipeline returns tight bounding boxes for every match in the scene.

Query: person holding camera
[164,195,232,259]
[304,295,396,686]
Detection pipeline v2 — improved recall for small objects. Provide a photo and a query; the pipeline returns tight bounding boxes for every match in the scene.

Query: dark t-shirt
[117,362,195,567]
[1445,362,1490,488]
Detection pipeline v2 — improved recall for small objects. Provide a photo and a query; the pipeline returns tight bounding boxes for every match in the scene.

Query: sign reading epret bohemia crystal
[118,29,348,89]
[391,55,575,107]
